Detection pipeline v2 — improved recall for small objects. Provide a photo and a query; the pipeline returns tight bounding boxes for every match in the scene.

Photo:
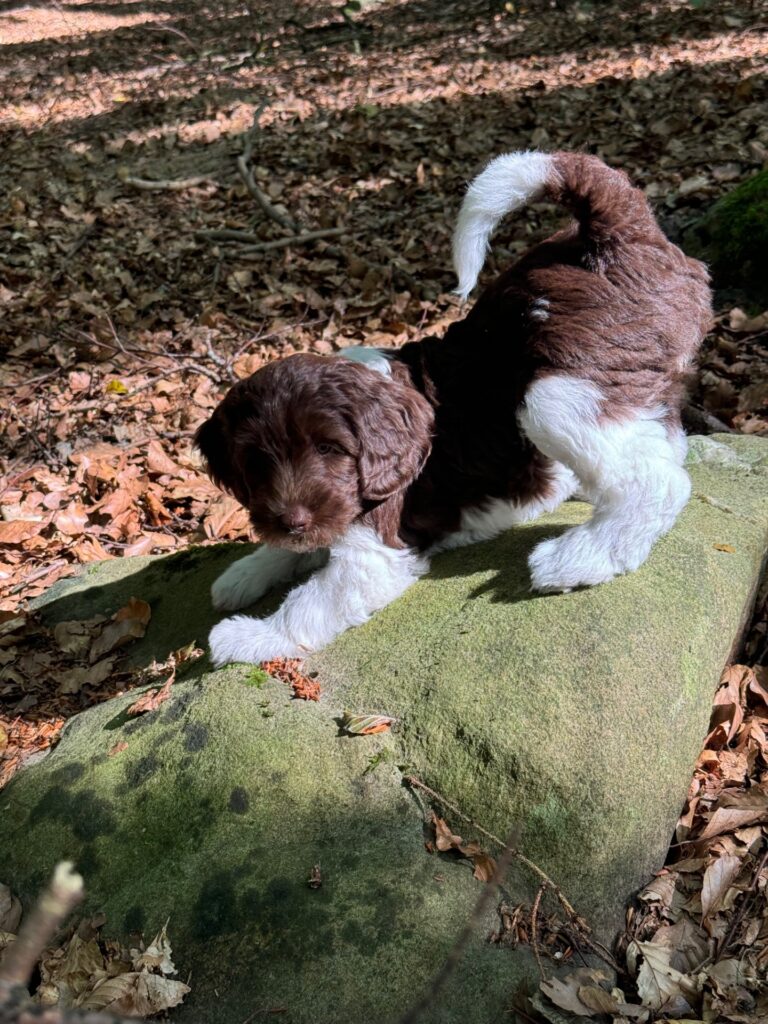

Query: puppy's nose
[281,507,311,533]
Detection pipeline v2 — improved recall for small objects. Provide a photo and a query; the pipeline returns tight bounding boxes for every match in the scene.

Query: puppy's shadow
[426,522,571,606]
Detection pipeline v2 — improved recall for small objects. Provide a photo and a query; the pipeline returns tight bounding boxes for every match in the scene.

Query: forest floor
[1,0,768,1020]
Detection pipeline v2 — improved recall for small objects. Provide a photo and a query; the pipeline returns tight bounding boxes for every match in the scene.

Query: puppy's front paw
[211,559,266,612]
[528,530,621,593]
[208,615,301,667]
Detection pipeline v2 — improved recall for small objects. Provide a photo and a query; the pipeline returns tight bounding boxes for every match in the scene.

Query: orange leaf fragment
[714,543,736,553]
[127,675,173,716]
[261,658,320,701]
[108,741,128,757]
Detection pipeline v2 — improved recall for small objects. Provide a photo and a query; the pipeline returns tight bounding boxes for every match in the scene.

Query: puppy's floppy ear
[194,408,249,506]
[356,376,434,501]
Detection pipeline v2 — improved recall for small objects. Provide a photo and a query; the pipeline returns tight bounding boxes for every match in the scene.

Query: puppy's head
[195,354,433,550]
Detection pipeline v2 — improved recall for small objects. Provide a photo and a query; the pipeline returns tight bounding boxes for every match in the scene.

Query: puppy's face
[195,354,433,551]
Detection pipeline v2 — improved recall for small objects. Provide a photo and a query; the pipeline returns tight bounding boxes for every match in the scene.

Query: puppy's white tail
[452,150,656,299]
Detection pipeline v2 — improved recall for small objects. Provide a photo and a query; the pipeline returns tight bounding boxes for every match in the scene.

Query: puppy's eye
[316,441,344,456]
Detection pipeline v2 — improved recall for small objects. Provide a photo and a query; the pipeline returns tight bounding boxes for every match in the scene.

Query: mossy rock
[683,169,768,306]
[3,433,768,1024]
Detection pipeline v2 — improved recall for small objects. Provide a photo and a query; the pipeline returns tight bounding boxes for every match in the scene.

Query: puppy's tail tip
[452,150,553,300]
[452,148,653,299]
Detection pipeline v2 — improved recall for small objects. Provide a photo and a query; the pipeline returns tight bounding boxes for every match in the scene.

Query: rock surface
[3,433,767,1024]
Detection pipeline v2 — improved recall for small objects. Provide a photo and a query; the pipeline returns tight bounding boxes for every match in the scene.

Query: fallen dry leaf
[127,675,173,716]
[108,741,128,757]
[0,883,22,933]
[701,853,744,924]
[261,658,321,701]
[84,971,189,1018]
[341,712,394,735]
[89,598,151,663]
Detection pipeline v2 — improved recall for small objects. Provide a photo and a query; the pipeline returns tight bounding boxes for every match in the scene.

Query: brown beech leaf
[127,674,173,716]
[77,971,190,1017]
[431,813,463,852]
[0,520,44,544]
[145,441,183,477]
[540,968,612,1016]
[467,849,496,883]
[89,598,151,663]
[701,854,744,923]
[54,503,89,536]
[632,940,700,1013]
[108,741,128,757]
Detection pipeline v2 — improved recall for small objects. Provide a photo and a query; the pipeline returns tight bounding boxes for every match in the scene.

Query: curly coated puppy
[195,150,712,666]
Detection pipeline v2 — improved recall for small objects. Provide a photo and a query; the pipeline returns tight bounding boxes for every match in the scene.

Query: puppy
[196,150,712,666]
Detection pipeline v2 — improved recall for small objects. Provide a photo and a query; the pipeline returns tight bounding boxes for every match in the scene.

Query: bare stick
[236,154,299,233]
[715,845,768,963]
[398,836,518,1024]
[404,776,577,917]
[236,101,301,232]
[0,862,83,988]
[122,175,215,192]
[236,227,349,254]
[531,883,548,981]
[195,229,266,244]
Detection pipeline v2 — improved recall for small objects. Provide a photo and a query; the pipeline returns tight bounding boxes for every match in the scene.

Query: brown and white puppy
[196,150,712,666]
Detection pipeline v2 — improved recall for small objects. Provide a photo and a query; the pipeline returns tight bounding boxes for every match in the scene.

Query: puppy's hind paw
[528,530,621,594]
[208,615,301,667]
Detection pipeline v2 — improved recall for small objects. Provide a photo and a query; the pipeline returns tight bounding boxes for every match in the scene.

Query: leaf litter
[0,882,189,1017]
[527,660,768,1024]
[0,599,203,787]
[0,1,767,1018]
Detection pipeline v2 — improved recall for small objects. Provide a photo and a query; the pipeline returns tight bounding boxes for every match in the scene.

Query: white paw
[528,530,623,593]
[211,558,268,612]
[208,615,302,667]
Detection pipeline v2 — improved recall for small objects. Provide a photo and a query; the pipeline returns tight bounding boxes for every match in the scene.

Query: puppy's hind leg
[518,375,691,592]
[211,545,329,612]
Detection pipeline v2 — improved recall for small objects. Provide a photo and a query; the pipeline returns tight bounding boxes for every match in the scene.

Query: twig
[7,559,68,597]
[0,862,83,989]
[195,228,266,244]
[60,223,97,266]
[397,835,518,1024]
[531,883,548,981]
[715,846,768,964]
[405,777,622,974]
[142,23,201,53]
[122,175,215,192]
[236,100,302,233]
[236,227,349,254]
[404,776,578,918]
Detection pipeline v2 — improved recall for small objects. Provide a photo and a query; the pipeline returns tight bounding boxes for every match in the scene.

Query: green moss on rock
[4,433,767,1024]
[684,170,768,305]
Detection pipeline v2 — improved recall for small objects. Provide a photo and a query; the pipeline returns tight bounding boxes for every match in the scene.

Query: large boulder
[2,433,767,1024]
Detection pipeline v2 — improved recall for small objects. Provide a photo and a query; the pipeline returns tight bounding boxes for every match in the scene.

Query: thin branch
[236,100,301,233]
[122,175,215,192]
[236,227,349,254]
[0,862,83,989]
[195,228,266,244]
[715,845,768,964]
[531,883,548,981]
[398,835,518,1024]
[404,776,577,918]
